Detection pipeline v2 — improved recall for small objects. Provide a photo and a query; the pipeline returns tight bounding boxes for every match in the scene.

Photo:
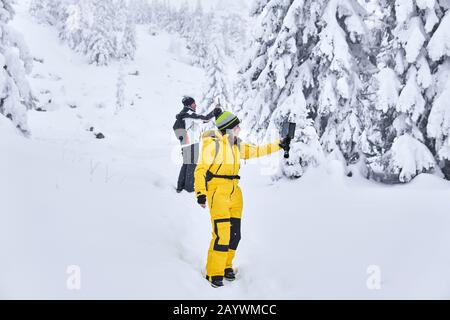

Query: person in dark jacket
[174,96,221,193]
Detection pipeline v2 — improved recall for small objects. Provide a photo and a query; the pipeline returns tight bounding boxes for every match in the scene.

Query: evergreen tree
[218,12,247,59]
[362,0,448,182]
[176,1,191,37]
[202,40,231,110]
[187,0,208,68]
[236,0,370,178]
[29,0,136,66]
[426,3,450,179]
[118,12,137,60]
[29,0,47,23]
[0,0,35,134]
[29,0,66,26]
[200,9,235,110]
[86,0,116,66]
[113,0,136,60]
[116,62,126,114]
[130,0,151,24]
[59,3,82,50]
[74,0,95,55]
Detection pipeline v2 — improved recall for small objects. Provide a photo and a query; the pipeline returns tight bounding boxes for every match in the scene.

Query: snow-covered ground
[1,3,450,299]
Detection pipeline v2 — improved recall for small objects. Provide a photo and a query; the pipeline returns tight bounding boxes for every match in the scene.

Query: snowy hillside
[1,1,450,299]
[169,0,249,14]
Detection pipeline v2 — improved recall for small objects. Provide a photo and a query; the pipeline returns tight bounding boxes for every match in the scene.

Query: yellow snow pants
[205,179,242,278]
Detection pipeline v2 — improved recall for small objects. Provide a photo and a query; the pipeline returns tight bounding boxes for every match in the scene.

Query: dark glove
[205,107,223,120]
[213,107,223,118]
[279,137,291,151]
[197,194,207,205]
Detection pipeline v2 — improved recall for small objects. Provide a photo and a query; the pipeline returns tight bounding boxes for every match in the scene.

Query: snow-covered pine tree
[112,0,136,61]
[116,62,125,114]
[194,0,203,19]
[218,12,247,59]
[313,1,370,168]
[30,0,135,66]
[86,0,116,66]
[29,0,47,23]
[175,1,192,37]
[149,0,162,25]
[201,34,232,110]
[59,3,83,50]
[72,0,94,55]
[29,0,66,26]
[30,0,84,51]
[427,2,450,179]
[118,11,137,60]
[130,0,152,24]
[236,0,370,178]
[0,0,34,134]
[153,0,178,32]
[234,0,293,134]
[148,0,246,73]
[362,0,448,183]
[187,0,208,68]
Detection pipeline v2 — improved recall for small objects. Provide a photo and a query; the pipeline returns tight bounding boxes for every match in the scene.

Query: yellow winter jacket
[194,130,282,196]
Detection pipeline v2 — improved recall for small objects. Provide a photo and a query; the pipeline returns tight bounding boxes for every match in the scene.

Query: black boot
[224,268,236,281]
[206,275,224,288]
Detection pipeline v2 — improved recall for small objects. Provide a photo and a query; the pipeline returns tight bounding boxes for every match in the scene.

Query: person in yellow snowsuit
[194,111,290,288]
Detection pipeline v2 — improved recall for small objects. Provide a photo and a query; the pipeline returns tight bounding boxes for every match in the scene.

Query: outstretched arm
[177,111,214,121]
[239,140,283,160]
[177,107,221,122]
[177,112,209,121]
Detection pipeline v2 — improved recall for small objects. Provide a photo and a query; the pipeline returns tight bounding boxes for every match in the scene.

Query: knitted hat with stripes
[215,111,240,131]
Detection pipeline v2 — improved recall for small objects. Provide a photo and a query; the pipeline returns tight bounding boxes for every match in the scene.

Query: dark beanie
[182,96,195,107]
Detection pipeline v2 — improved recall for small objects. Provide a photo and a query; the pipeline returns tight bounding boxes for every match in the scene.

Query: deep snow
[1,2,450,299]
